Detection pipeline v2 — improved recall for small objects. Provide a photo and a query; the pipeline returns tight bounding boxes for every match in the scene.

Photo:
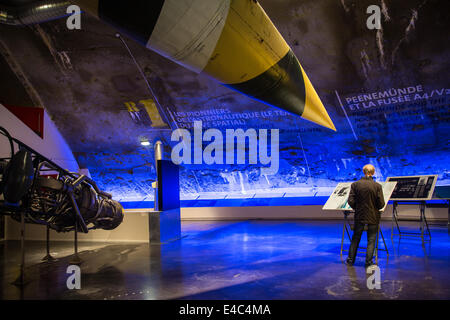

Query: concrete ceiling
[0,0,449,201]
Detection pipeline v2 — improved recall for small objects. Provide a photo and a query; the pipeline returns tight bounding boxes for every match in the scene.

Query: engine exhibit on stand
[0,126,124,284]
[0,127,124,233]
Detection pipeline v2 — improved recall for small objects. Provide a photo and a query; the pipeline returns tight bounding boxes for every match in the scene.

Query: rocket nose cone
[226,49,336,131]
[299,64,337,131]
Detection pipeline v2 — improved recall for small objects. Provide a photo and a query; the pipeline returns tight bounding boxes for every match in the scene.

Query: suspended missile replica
[72,0,336,131]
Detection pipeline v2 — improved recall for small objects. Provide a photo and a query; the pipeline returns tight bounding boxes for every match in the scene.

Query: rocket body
[73,0,336,130]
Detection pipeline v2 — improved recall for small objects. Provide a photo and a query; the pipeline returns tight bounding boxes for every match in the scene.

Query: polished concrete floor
[0,220,449,300]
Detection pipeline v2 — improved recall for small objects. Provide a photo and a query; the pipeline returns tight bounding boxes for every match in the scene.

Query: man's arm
[375,184,385,211]
[348,183,356,210]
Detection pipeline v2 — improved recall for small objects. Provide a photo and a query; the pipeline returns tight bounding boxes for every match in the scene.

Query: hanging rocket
[72,0,336,131]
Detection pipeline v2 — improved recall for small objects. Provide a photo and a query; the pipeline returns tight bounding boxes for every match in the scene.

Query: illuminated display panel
[386,175,438,201]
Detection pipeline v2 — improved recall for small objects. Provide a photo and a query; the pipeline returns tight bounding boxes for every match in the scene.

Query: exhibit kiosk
[386,175,438,243]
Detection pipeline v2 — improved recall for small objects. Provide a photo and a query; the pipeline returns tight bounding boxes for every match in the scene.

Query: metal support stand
[42,225,56,262]
[68,184,88,265]
[69,221,82,265]
[340,211,389,264]
[391,201,431,243]
[12,211,30,286]
[340,212,351,256]
[375,224,384,264]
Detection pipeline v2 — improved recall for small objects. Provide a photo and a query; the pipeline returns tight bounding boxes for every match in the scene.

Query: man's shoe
[365,262,376,269]
[345,258,354,266]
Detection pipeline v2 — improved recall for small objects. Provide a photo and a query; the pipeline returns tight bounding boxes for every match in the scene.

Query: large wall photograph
[0,0,448,204]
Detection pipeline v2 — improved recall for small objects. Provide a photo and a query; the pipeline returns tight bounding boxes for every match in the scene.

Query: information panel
[322,181,397,212]
[386,175,438,200]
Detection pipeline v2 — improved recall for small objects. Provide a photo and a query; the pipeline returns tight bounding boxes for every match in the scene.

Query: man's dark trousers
[348,221,378,265]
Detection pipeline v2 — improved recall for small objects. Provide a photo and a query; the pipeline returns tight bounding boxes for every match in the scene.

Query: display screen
[386,175,438,200]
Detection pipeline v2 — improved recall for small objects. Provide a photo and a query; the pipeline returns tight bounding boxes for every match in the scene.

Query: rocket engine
[0,127,123,233]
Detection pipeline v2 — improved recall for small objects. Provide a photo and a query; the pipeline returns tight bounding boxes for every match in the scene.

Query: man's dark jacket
[348,176,385,224]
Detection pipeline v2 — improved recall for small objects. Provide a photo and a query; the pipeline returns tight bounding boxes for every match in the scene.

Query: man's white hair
[363,164,375,176]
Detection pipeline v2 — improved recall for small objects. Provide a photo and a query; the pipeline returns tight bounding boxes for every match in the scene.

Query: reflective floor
[0,220,449,300]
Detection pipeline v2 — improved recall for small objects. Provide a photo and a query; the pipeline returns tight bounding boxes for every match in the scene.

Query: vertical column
[149,142,181,244]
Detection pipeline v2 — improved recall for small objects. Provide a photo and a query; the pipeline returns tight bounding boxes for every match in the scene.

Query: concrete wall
[1,103,447,242]
[0,103,79,172]
[5,212,150,243]
[5,204,447,242]
[1,102,80,240]
[181,204,448,221]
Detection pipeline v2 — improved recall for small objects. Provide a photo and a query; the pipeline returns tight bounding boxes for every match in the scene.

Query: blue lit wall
[75,84,450,204]
[72,0,450,205]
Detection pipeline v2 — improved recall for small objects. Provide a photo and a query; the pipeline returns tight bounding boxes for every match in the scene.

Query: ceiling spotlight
[140,138,150,146]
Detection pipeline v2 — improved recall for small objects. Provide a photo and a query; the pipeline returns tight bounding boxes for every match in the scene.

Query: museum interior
[0,0,449,301]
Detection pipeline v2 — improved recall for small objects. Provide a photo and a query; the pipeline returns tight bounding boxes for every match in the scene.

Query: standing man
[346,164,385,268]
